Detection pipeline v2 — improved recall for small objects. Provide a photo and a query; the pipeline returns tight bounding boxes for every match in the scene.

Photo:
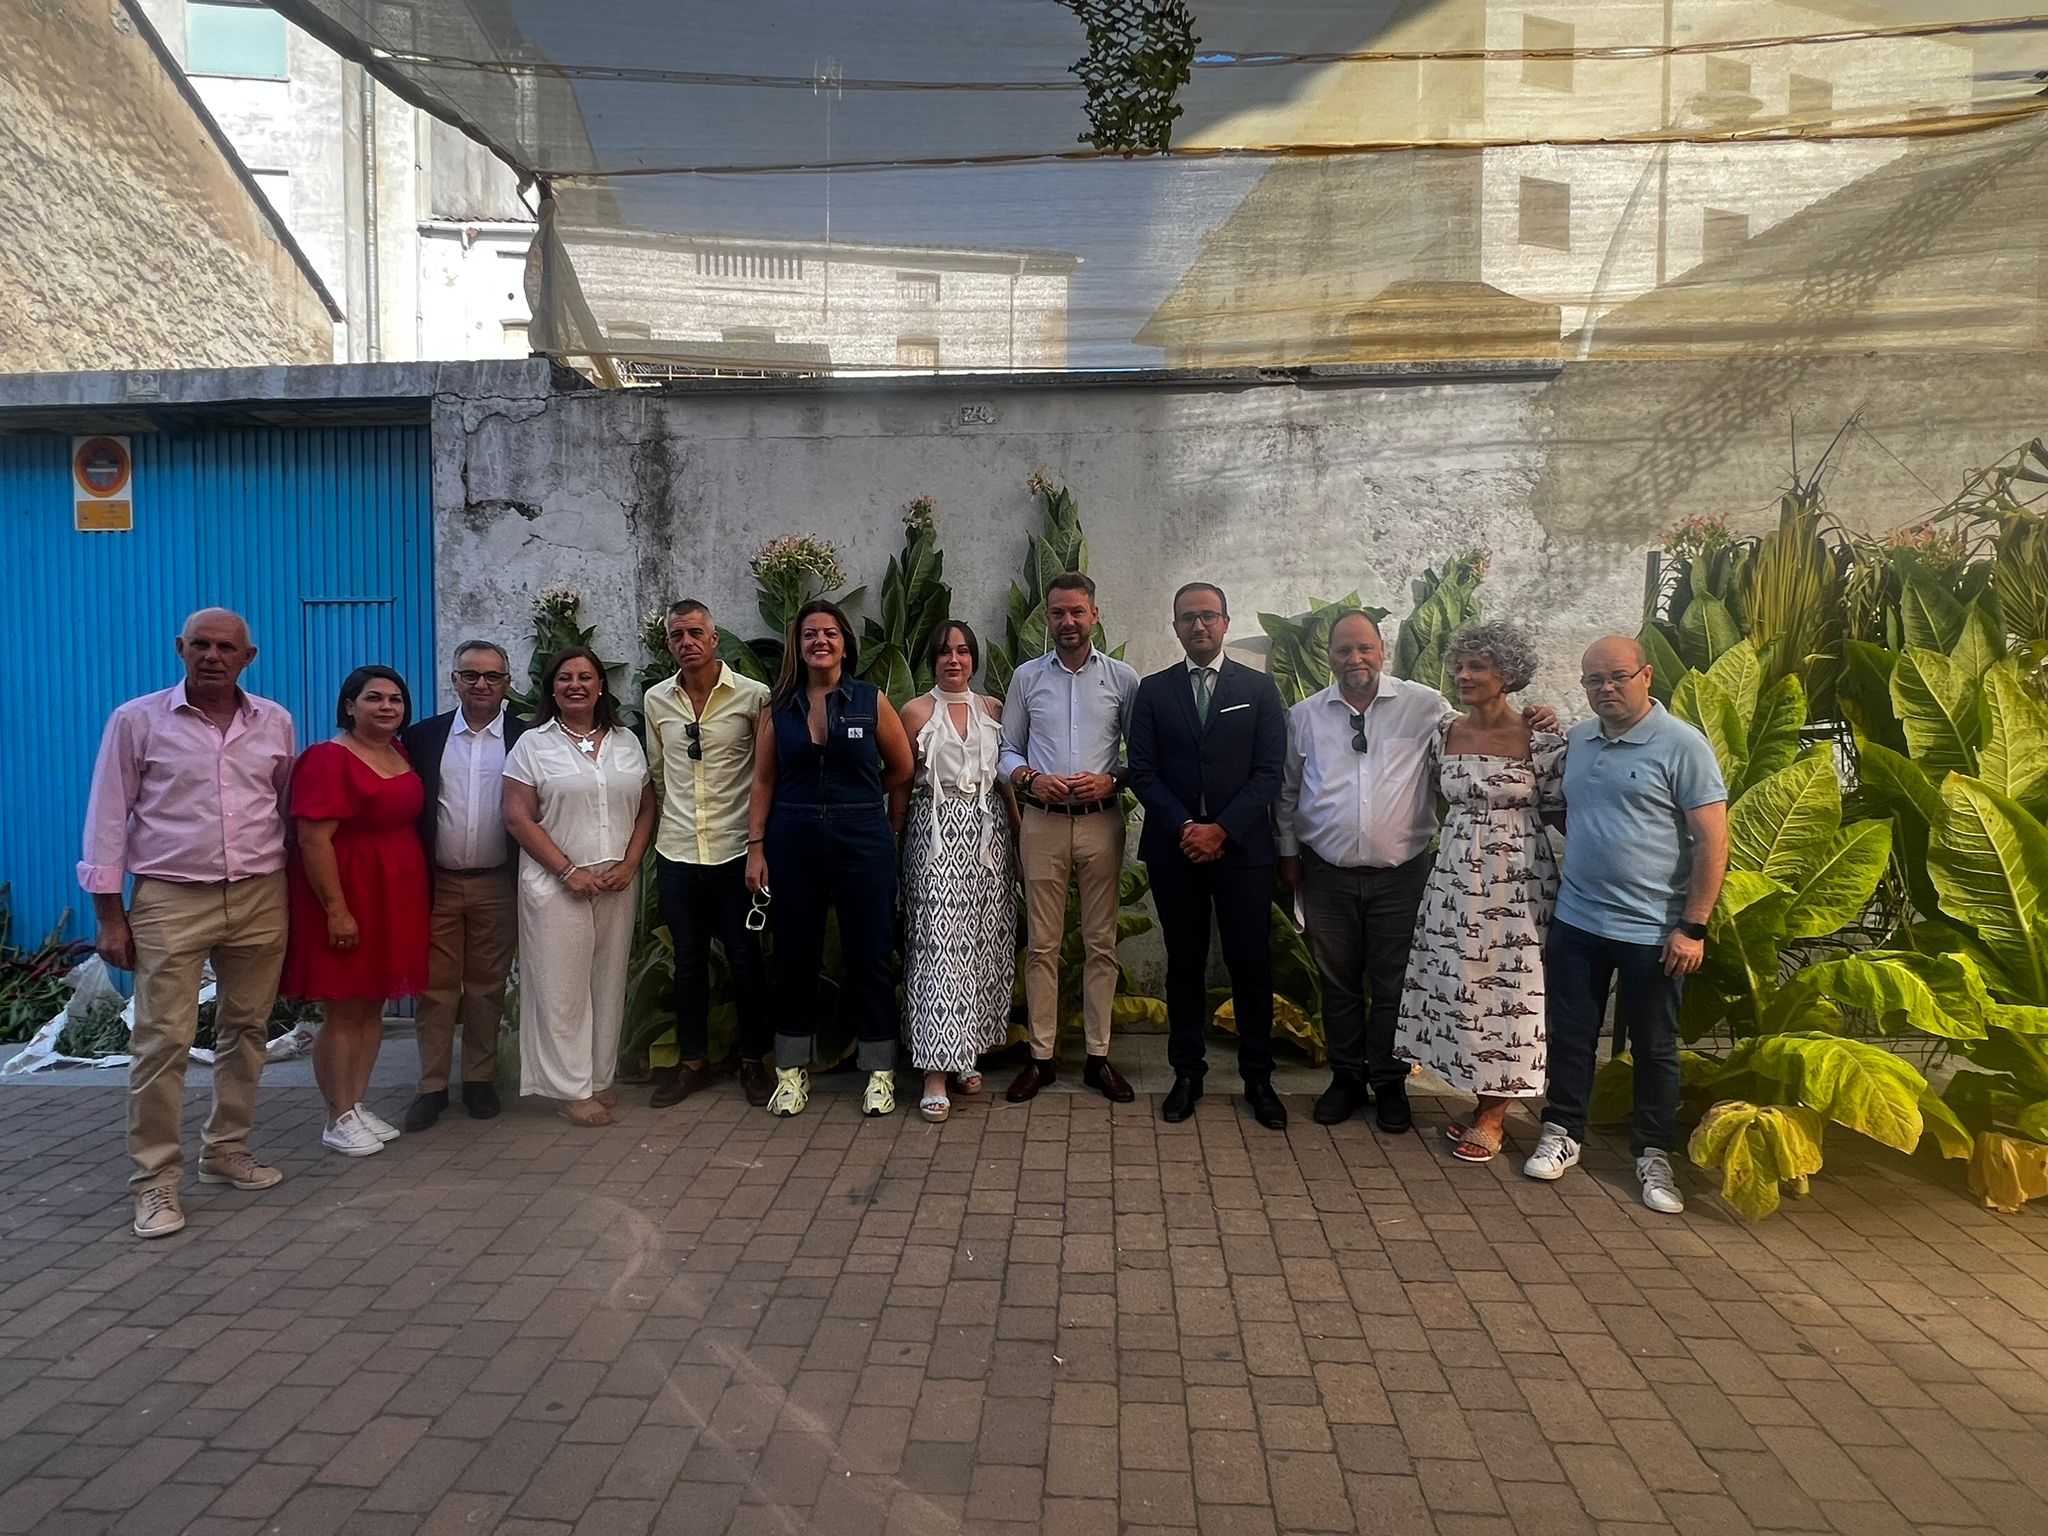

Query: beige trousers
[517,861,634,1101]
[1019,805,1125,1059]
[126,873,288,1192]
[415,868,518,1093]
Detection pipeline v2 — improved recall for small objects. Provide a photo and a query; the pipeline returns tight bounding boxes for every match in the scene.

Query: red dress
[282,741,432,1002]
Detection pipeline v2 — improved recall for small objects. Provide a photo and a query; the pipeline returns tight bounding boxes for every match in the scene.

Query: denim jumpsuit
[766,676,899,1072]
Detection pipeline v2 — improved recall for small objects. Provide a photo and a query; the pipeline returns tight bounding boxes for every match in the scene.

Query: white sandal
[919,1093,951,1123]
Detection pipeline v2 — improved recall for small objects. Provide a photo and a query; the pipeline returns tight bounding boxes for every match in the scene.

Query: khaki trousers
[126,873,288,1192]
[415,868,518,1093]
[1020,805,1125,1059]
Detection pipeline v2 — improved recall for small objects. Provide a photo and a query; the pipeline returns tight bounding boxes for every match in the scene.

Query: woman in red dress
[284,666,432,1157]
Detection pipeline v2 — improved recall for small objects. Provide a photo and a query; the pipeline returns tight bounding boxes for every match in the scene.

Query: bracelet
[747,837,765,846]
[556,861,575,881]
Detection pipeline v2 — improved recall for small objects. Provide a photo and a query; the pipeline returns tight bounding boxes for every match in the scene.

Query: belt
[437,862,511,877]
[1024,796,1119,817]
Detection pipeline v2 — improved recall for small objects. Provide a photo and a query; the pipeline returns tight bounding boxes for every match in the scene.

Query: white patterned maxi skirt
[901,792,1016,1074]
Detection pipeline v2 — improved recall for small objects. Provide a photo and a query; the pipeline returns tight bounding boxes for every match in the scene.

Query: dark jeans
[1148,858,1275,1085]
[1300,848,1431,1091]
[766,805,899,1073]
[1543,918,1684,1155]
[654,854,769,1064]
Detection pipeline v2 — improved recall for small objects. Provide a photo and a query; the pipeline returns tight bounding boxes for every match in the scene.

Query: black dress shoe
[1313,1074,1371,1126]
[1374,1081,1413,1133]
[402,1090,448,1132]
[462,1082,501,1119]
[738,1058,773,1108]
[649,1061,712,1109]
[1006,1059,1058,1102]
[1083,1055,1136,1103]
[1243,1080,1288,1131]
[1161,1076,1203,1122]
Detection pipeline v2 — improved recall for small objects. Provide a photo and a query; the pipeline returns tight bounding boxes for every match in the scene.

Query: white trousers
[517,862,634,1101]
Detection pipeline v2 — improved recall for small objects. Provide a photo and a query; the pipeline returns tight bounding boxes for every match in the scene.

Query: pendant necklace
[562,722,601,758]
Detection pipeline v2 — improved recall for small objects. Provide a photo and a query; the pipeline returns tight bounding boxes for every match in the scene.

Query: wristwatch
[1675,920,1709,941]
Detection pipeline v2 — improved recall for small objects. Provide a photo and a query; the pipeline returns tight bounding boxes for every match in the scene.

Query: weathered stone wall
[0,0,332,371]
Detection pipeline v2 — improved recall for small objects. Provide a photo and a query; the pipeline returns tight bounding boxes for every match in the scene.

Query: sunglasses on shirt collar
[1349,712,1370,754]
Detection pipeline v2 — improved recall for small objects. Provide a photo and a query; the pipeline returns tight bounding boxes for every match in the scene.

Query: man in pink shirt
[80,608,297,1238]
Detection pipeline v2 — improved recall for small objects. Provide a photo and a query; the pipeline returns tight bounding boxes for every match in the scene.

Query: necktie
[1194,667,1213,724]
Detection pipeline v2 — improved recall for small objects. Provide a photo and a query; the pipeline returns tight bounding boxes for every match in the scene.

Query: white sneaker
[1522,1123,1581,1181]
[354,1104,401,1143]
[768,1067,810,1117]
[322,1110,384,1157]
[1636,1149,1686,1214]
[862,1070,897,1117]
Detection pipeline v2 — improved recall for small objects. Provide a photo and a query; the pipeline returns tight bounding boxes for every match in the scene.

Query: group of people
[82,575,1727,1242]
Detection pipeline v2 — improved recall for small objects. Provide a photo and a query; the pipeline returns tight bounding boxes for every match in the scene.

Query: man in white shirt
[1278,611,1453,1132]
[399,641,527,1130]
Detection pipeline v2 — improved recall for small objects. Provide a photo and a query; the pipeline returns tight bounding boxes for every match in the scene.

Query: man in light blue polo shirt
[1525,636,1728,1214]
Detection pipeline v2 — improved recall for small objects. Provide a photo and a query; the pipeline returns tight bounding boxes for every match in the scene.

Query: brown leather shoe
[1083,1055,1135,1103]
[650,1060,713,1108]
[738,1058,773,1108]
[1005,1058,1058,1102]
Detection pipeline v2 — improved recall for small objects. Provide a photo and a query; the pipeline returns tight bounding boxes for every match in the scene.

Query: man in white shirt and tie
[400,641,527,1130]
[1278,611,1552,1132]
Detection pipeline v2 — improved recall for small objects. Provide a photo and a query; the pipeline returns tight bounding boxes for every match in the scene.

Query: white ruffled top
[914,687,1003,867]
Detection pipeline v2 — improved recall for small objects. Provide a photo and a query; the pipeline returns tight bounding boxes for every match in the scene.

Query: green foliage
[1667,640,1808,799]
[1257,595,1386,709]
[0,884,92,1044]
[858,497,953,710]
[984,473,1108,701]
[1395,551,1488,702]
[55,997,128,1059]
[510,585,616,724]
[1688,1100,1826,1220]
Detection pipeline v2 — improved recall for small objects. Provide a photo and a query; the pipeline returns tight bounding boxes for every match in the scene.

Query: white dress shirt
[434,709,511,870]
[996,647,1140,781]
[1277,674,1455,867]
[504,722,651,871]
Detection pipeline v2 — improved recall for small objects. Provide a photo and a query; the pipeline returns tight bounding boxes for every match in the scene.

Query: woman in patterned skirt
[899,621,1018,1122]
[1395,621,1564,1163]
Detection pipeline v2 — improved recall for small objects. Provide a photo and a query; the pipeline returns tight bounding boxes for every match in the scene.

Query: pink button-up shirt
[77,684,297,893]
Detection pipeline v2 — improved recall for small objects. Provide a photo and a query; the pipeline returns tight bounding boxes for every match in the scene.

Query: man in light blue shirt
[999,571,1141,1103]
[1526,636,1728,1215]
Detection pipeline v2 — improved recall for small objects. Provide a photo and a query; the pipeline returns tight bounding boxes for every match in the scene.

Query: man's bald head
[1581,634,1654,731]
[1581,635,1646,674]
[181,608,252,647]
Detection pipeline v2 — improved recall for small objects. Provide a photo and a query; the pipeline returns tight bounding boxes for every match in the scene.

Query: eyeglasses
[684,721,702,761]
[454,669,509,685]
[744,888,771,932]
[1350,712,1370,754]
[1580,665,1649,690]
[1175,610,1226,627]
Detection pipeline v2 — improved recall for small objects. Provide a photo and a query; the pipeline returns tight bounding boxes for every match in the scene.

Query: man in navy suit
[398,641,528,1131]
[1127,582,1289,1129]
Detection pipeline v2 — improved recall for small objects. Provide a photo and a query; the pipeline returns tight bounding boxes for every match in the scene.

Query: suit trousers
[1020,804,1125,1059]
[1148,857,1276,1084]
[415,868,517,1093]
[1300,848,1432,1090]
[125,873,288,1192]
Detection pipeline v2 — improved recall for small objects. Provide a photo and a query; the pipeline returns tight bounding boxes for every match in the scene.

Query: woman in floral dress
[1395,622,1564,1162]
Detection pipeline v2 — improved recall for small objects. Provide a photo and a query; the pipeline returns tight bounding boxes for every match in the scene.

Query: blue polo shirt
[1555,702,1727,945]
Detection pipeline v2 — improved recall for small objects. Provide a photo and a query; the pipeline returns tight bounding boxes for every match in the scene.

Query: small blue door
[0,423,434,943]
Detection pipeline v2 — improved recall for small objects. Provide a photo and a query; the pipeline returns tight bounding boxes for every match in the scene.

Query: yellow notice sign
[73,435,134,532]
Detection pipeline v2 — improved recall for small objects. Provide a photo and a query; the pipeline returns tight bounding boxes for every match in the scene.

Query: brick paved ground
[3,1073,2047,1536]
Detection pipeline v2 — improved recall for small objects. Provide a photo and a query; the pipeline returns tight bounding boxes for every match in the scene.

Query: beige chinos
[1020,806,1124,1059]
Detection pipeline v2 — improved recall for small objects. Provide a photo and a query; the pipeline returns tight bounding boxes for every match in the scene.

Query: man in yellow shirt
[643,601,773,1106]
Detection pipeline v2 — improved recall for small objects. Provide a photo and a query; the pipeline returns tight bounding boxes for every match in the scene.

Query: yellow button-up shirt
[644,663,770,866]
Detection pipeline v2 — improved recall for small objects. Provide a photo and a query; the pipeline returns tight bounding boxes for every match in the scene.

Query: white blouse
[914,688,1004,866]
[504,721,649,869]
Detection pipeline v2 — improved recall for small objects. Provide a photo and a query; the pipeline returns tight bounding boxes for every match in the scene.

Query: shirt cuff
[77,862,126,895]
[1275,831,1300,857]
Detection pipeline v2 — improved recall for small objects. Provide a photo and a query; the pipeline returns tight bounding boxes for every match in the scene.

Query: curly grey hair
[1443,620,1538,693]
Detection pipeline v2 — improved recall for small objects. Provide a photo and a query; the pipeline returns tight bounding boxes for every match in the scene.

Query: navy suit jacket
[401,707,529,860]
[1127,657,1286,867]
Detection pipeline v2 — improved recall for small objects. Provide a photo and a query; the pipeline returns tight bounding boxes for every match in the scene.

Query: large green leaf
[1672,671,1748,787]
[1951,597,2006,682]
[1978,662,2048,817]
[1589,1050,1727,1123]
[1919,1089,1976,1159]
[1678,593,1742,671]
[1739,675,1807,795]
[1783,820,1892,939]
[1728,753,1838,879]
[1898,552,1967,654]
[1928,776,2048,1005]
[1706,640,1762,735]
[1638,623,1689,706]
[1891,646,1980,781]
[1778,950,1988,1040]
[1855,738,1943,826]
[1720,1031,1929,1153]
[1688,1100,1826,1220]
[1839,640,1904,752]
[1711,871,1796,1020]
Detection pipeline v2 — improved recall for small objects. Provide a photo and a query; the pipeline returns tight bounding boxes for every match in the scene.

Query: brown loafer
[738,1058,773,1108]
[1005,1058,1058,1102]
[1082,1055,1135,1103]
[650,1061,714,1108]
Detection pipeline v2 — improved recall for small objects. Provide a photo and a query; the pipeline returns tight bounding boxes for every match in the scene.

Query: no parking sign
[73,435,133,532]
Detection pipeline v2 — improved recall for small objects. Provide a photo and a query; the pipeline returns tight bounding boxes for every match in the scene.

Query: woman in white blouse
[502,647,655,1127]
[897,622,1018,1122]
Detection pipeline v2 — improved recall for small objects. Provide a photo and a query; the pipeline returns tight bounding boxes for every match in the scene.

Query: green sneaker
[862,1070,897,1117]
[768,1067,810,1117]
